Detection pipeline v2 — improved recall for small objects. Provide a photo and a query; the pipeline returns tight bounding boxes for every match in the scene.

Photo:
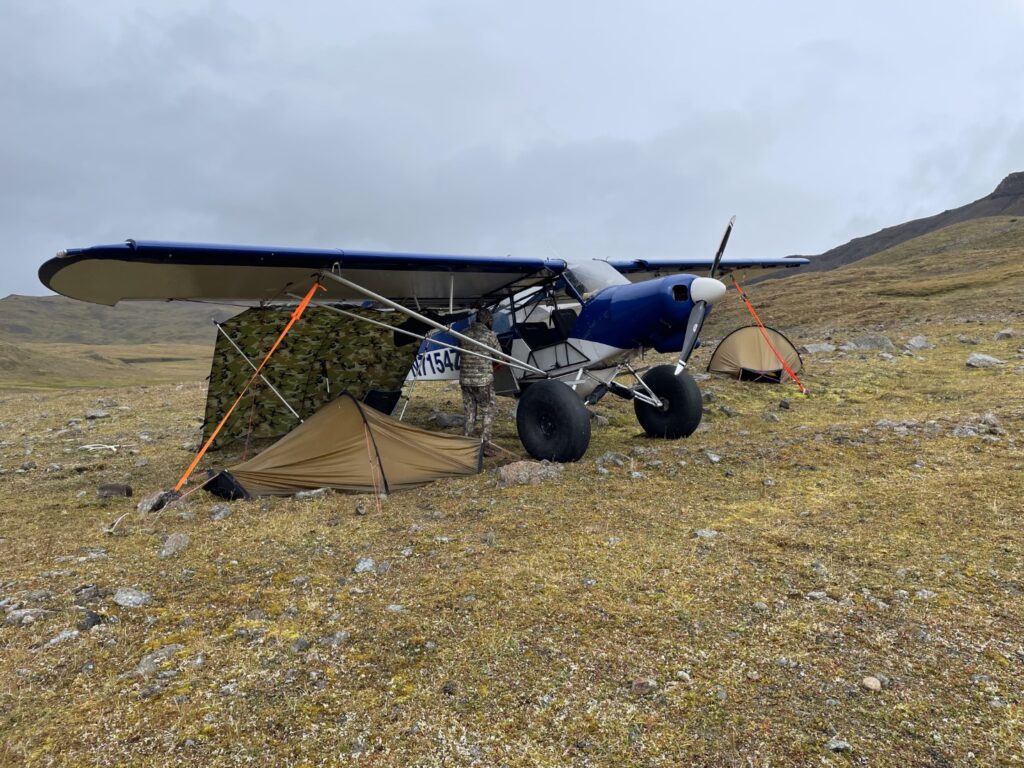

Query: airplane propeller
[674,216,734,375]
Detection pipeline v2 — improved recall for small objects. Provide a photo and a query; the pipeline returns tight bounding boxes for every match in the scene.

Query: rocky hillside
[783,171,1024,274]
[0,294,237,345]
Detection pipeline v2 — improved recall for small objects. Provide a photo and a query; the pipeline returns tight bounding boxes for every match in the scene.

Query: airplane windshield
[564,260,630,297]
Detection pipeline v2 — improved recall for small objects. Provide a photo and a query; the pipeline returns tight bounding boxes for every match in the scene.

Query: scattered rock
[764,412,780,423]
[113,587,152,608]
[84,410,111,420]
[210,504,232,521]
[595,451,627,469]
[701,391,717,403]
[905,335,934,350]
[318,631,351,647]
[97,483,133,498]
[630,677,658,696]
[294,488,329,500]
[290,638,311,653]
[957,335,979,345]
[354,558,376,574]
[801,343,837,354]
[5,608,54,626]
[704,451,721,464]
[862,676,883,692]
[826,738,853,754]
[694,528,719,540]
[158,533,190,558]
[994,328,1015,340]
[966,353,1004,368]
[43,628,80,648]
[752,601,769,613]
[718,405,739,417]
[805,591,828,601]
[354,501,368,516]
[137,489,180,514]
[386,604,405,613]
[675,670,691,683]
[430,412,466,429]
[498,460,563,486]
[915,589,937,600]
[850,335,896,352]
[133,644,184,677]
[77,610,104,631]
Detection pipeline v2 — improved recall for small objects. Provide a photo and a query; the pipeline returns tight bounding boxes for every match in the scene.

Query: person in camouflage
[459,307,500,452]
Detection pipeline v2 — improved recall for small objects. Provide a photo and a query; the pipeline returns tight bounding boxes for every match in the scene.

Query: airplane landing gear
[516,380,591,462]
[633,364,702,438]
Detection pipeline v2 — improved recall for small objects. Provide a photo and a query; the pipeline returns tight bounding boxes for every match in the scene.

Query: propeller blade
[709,215,736,278]
[674,300,707,374]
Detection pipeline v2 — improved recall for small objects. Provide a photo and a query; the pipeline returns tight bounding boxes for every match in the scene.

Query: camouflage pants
[461,383,496,443]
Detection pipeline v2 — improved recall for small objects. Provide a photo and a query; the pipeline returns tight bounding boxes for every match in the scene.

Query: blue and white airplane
[39,219,807,461]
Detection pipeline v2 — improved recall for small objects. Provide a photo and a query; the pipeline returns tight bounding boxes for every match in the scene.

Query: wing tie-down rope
[731,278,808,395]
[174,281,326,491]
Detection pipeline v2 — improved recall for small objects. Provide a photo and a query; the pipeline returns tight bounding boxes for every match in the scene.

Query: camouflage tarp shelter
[707,325,803,383]
[207,394,483,497]
[203,306,418,448]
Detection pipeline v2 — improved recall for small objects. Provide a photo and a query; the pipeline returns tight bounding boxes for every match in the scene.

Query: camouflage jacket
[459,322,500,387]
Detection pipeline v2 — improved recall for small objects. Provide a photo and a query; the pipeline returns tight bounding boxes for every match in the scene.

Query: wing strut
[321,269,549,377]
[313,303,546,376]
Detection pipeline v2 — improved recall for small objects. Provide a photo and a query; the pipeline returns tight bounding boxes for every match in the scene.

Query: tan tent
[707,325,803,383]
[207,394,482,497]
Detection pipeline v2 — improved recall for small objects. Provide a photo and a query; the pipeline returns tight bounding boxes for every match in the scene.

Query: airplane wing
[607,255,809,280]
[38,240,567,308]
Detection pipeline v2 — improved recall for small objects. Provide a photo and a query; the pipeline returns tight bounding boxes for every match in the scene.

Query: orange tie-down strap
[732,278,808,395]
[174,281,326,491]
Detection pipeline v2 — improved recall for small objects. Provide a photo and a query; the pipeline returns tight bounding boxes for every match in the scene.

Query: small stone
[994,328,1015,340]
[806,590,828,601]
[752,601,769,613]
[966,353,1004,368]
[290,638,311,653]
[400,547,414,557]
[704,451,721,464]
[718,405,738,417]
[582,578,597,588]
[294,488,329,500]
[318,631,351,647]
[5,608,54,626]
[354,501,368,516]
[133,644,184,677]
[210,504,231,521]
[957,335,979,345]
[826,737,852,753]
[354,558,376,574]
[906,335,934,350]
[694,528,719,540]
[701,391,717,403]
[386,604,405,613]
[290,575,311,587]
[43,628,80,648]
[97,483,133,498]
[764,412,780,422]
[137,489,180,514]
[915,589,937,600]
[85,410,111,420]
[862,676,882,692]
[675,670,691,683]
[762,478,775,487]
[158,533,190,558]
[77,610,104,631]
[631,677,658,696]
[113,587,152,607]
[801,343,837,354]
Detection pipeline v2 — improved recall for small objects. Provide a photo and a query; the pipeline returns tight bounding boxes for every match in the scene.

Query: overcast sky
[3,1,1024,297]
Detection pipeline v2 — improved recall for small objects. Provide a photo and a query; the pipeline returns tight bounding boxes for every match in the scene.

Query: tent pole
[320,269,549,377]
[214,322,303,421]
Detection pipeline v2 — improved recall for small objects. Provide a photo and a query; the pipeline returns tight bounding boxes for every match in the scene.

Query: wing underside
[39,241,567,307]
[608,255,809,280]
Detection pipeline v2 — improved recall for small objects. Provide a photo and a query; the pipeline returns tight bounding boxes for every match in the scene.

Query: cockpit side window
[564,260,631,298]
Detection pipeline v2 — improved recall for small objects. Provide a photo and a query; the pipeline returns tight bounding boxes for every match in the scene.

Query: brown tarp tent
[207,393,482,497]
[707,325,803,383]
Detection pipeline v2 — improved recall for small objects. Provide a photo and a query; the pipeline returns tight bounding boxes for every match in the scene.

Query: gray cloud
[3,1,1024,296]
